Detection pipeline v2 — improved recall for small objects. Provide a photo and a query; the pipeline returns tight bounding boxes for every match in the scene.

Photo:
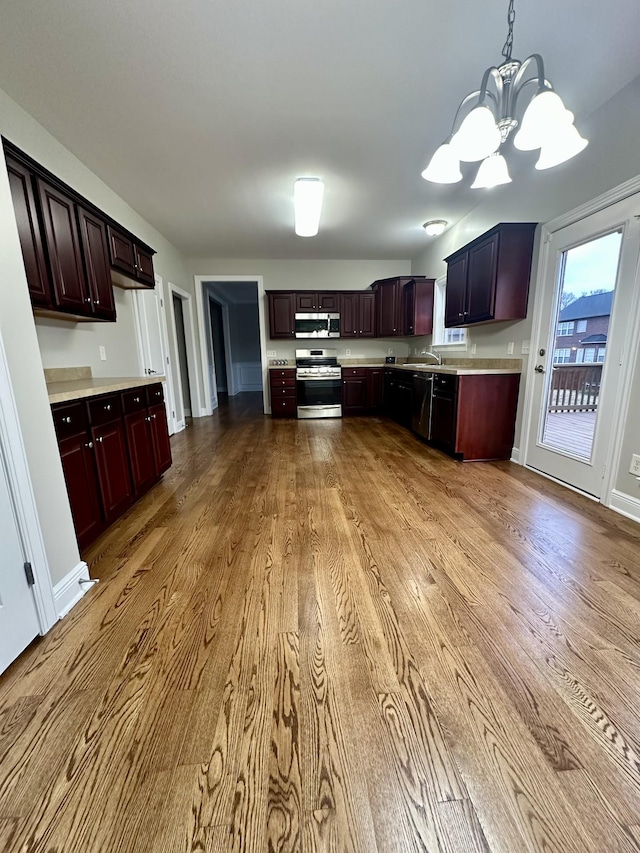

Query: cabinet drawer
[271,386,296,399]
[270,377,296,389]
[52,401,88,439]
[272,397,297,417]
[270,369,295,379]
[432,373,458,395]
[88,394,122,426]
[146,383,164,407]
[342,367,367,378]
[122,387,147,414]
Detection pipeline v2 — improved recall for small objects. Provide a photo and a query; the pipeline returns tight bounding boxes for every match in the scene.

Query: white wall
[190,258,413,361]
[0,85,194,585]
[410,75,640,501]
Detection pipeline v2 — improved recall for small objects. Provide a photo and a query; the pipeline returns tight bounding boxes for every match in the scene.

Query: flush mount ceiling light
[294,177,324,236]
[421,0,588,189]
[423,220,448,236]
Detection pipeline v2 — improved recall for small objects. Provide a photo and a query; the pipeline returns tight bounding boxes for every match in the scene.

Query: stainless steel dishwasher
[412,372,434,440]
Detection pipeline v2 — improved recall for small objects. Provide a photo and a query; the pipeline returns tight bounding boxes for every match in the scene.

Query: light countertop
[341,363,521,375]
[47,375,166,405]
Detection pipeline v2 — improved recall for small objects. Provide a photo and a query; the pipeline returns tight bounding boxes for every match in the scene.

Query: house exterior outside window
[554,292,612,364]
[557,321,575,336]
[553,348,572,363]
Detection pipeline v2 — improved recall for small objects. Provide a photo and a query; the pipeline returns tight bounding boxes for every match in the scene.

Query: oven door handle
[296,375,341,381]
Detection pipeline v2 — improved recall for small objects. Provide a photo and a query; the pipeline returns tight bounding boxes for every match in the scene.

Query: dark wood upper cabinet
[267,292,296,338]
[294,292,338,312]
[444,223,536,327]
[403,278,435,336]
[374,278,406,337]
[134,244,155,286]
[77,206,116,321]
[338,291,376,338]
[5,156,52,309]
[37,178,88,314]
[107,225,136,277]
[107,225,155,288]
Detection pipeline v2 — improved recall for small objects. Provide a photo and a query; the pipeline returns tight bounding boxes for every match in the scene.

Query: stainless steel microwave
[294,313,340,338]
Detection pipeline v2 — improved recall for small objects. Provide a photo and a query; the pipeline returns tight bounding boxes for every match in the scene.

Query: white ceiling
[1,0,639,260]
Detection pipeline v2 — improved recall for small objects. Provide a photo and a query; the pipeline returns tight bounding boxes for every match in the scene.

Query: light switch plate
[99,346,106,361]
[630,454,640,476]
[470,343,477,355]
[507,341,515,355]
[521,340,530,354]
[267,350,276,358]
[345,349,351,356]
[388,348,394,355]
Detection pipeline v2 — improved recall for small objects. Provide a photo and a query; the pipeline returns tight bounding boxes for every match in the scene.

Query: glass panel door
[540,231,622,459]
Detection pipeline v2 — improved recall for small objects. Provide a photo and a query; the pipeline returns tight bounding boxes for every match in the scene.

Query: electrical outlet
[99,346,106,361]
[388,348,394,355]
[507,341,515,355]
[629,454,640,476]
[345,348,351,356]
[470,343,477,355]
[521,340,530,354]
[267,350,276,358]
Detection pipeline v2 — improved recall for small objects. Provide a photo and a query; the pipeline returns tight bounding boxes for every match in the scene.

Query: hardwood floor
[2,392,640,852]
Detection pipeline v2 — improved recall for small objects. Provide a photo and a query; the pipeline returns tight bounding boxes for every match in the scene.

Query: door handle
[534,364,545,373]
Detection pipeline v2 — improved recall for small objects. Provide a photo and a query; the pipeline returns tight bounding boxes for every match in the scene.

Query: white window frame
[583,347,596,363]
[597,346,606,363]
[557,321,575,336]
[553,347,572,364]
[432,276,468,349]
[576,319,587,333]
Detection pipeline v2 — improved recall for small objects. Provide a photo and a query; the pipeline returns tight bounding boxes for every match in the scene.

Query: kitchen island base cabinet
[430,373,520,461]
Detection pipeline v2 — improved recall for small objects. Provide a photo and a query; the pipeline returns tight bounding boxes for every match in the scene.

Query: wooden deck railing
[548,363,602,412]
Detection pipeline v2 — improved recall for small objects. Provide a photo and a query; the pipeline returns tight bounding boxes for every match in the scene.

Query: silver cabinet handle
[96,435,104,443]
[85,441,93,449]
[85,297,91,303]
[95,299,100,304]
[134,396,140,403]
[104,404,112,411]
[145,416,151,422]
[63,416,72,424]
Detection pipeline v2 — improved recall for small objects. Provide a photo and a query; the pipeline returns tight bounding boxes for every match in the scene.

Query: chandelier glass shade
[422,2,588,188]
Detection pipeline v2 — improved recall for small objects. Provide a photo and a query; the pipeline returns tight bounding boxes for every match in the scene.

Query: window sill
[432,342,469,351]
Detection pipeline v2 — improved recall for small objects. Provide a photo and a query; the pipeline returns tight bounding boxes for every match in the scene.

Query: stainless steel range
[295,348,342,419]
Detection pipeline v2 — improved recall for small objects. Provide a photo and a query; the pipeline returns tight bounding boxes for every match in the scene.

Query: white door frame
[520,173,640,508]
[167,282,204,425]
[0,330,56,634]
[206,292,236,398]
[193,275,269,414]
[132,275,179,435]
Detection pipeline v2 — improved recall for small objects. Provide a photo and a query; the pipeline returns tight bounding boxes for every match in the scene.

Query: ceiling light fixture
[421,0,588,189]
[294,177,324,236]
[423,220,448,236]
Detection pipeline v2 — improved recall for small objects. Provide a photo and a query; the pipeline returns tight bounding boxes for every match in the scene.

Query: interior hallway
[1,397,640,852]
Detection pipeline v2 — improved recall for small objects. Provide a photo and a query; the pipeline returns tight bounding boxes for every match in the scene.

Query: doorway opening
[173,294,192,417]
[167,282,200,430]
[201,281,263,411]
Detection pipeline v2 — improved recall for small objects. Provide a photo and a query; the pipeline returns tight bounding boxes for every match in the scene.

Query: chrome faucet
[423,351,442,366]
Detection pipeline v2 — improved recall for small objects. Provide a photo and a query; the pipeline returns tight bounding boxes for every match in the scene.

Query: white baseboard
[609,489,640,524]
[510,446,521,464]
[53,561,91,619]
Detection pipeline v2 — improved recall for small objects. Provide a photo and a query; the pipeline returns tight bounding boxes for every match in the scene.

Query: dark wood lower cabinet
[148,404,172,474]
[57,433,103,550]
[52,383,172,551]
[343,367,384,415]
[125,410,157,495]
[92,419,133,522]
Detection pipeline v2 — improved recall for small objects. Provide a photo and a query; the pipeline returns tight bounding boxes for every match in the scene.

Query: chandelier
[422,0,588,189]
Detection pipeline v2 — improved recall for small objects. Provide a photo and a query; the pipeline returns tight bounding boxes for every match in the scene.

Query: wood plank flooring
[2,392,640,852]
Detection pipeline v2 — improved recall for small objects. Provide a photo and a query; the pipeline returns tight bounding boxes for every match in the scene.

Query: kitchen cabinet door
[92,420,133,522]
[431,392,457,452]
[107,225,136,277]
[6,156,52,309]
[444,254,468,327]
[37,178,88,313]
[339,293,358,337]
[376,280,403,336]
[295,292,316,311]
[148,404,172,475]
[134,244,155,286]
[77,206,116,321]
[342,376,366,413]
[404,279,434,336]
[58,433,104,550]
[317,292,338,310]
[364,368,383,410]
[466,234,498,324]
[359,292,376,337]
[124,411,156,495]
[267,292,295,338]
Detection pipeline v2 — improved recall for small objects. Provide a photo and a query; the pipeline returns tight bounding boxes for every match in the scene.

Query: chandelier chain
[501,0,516,62]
